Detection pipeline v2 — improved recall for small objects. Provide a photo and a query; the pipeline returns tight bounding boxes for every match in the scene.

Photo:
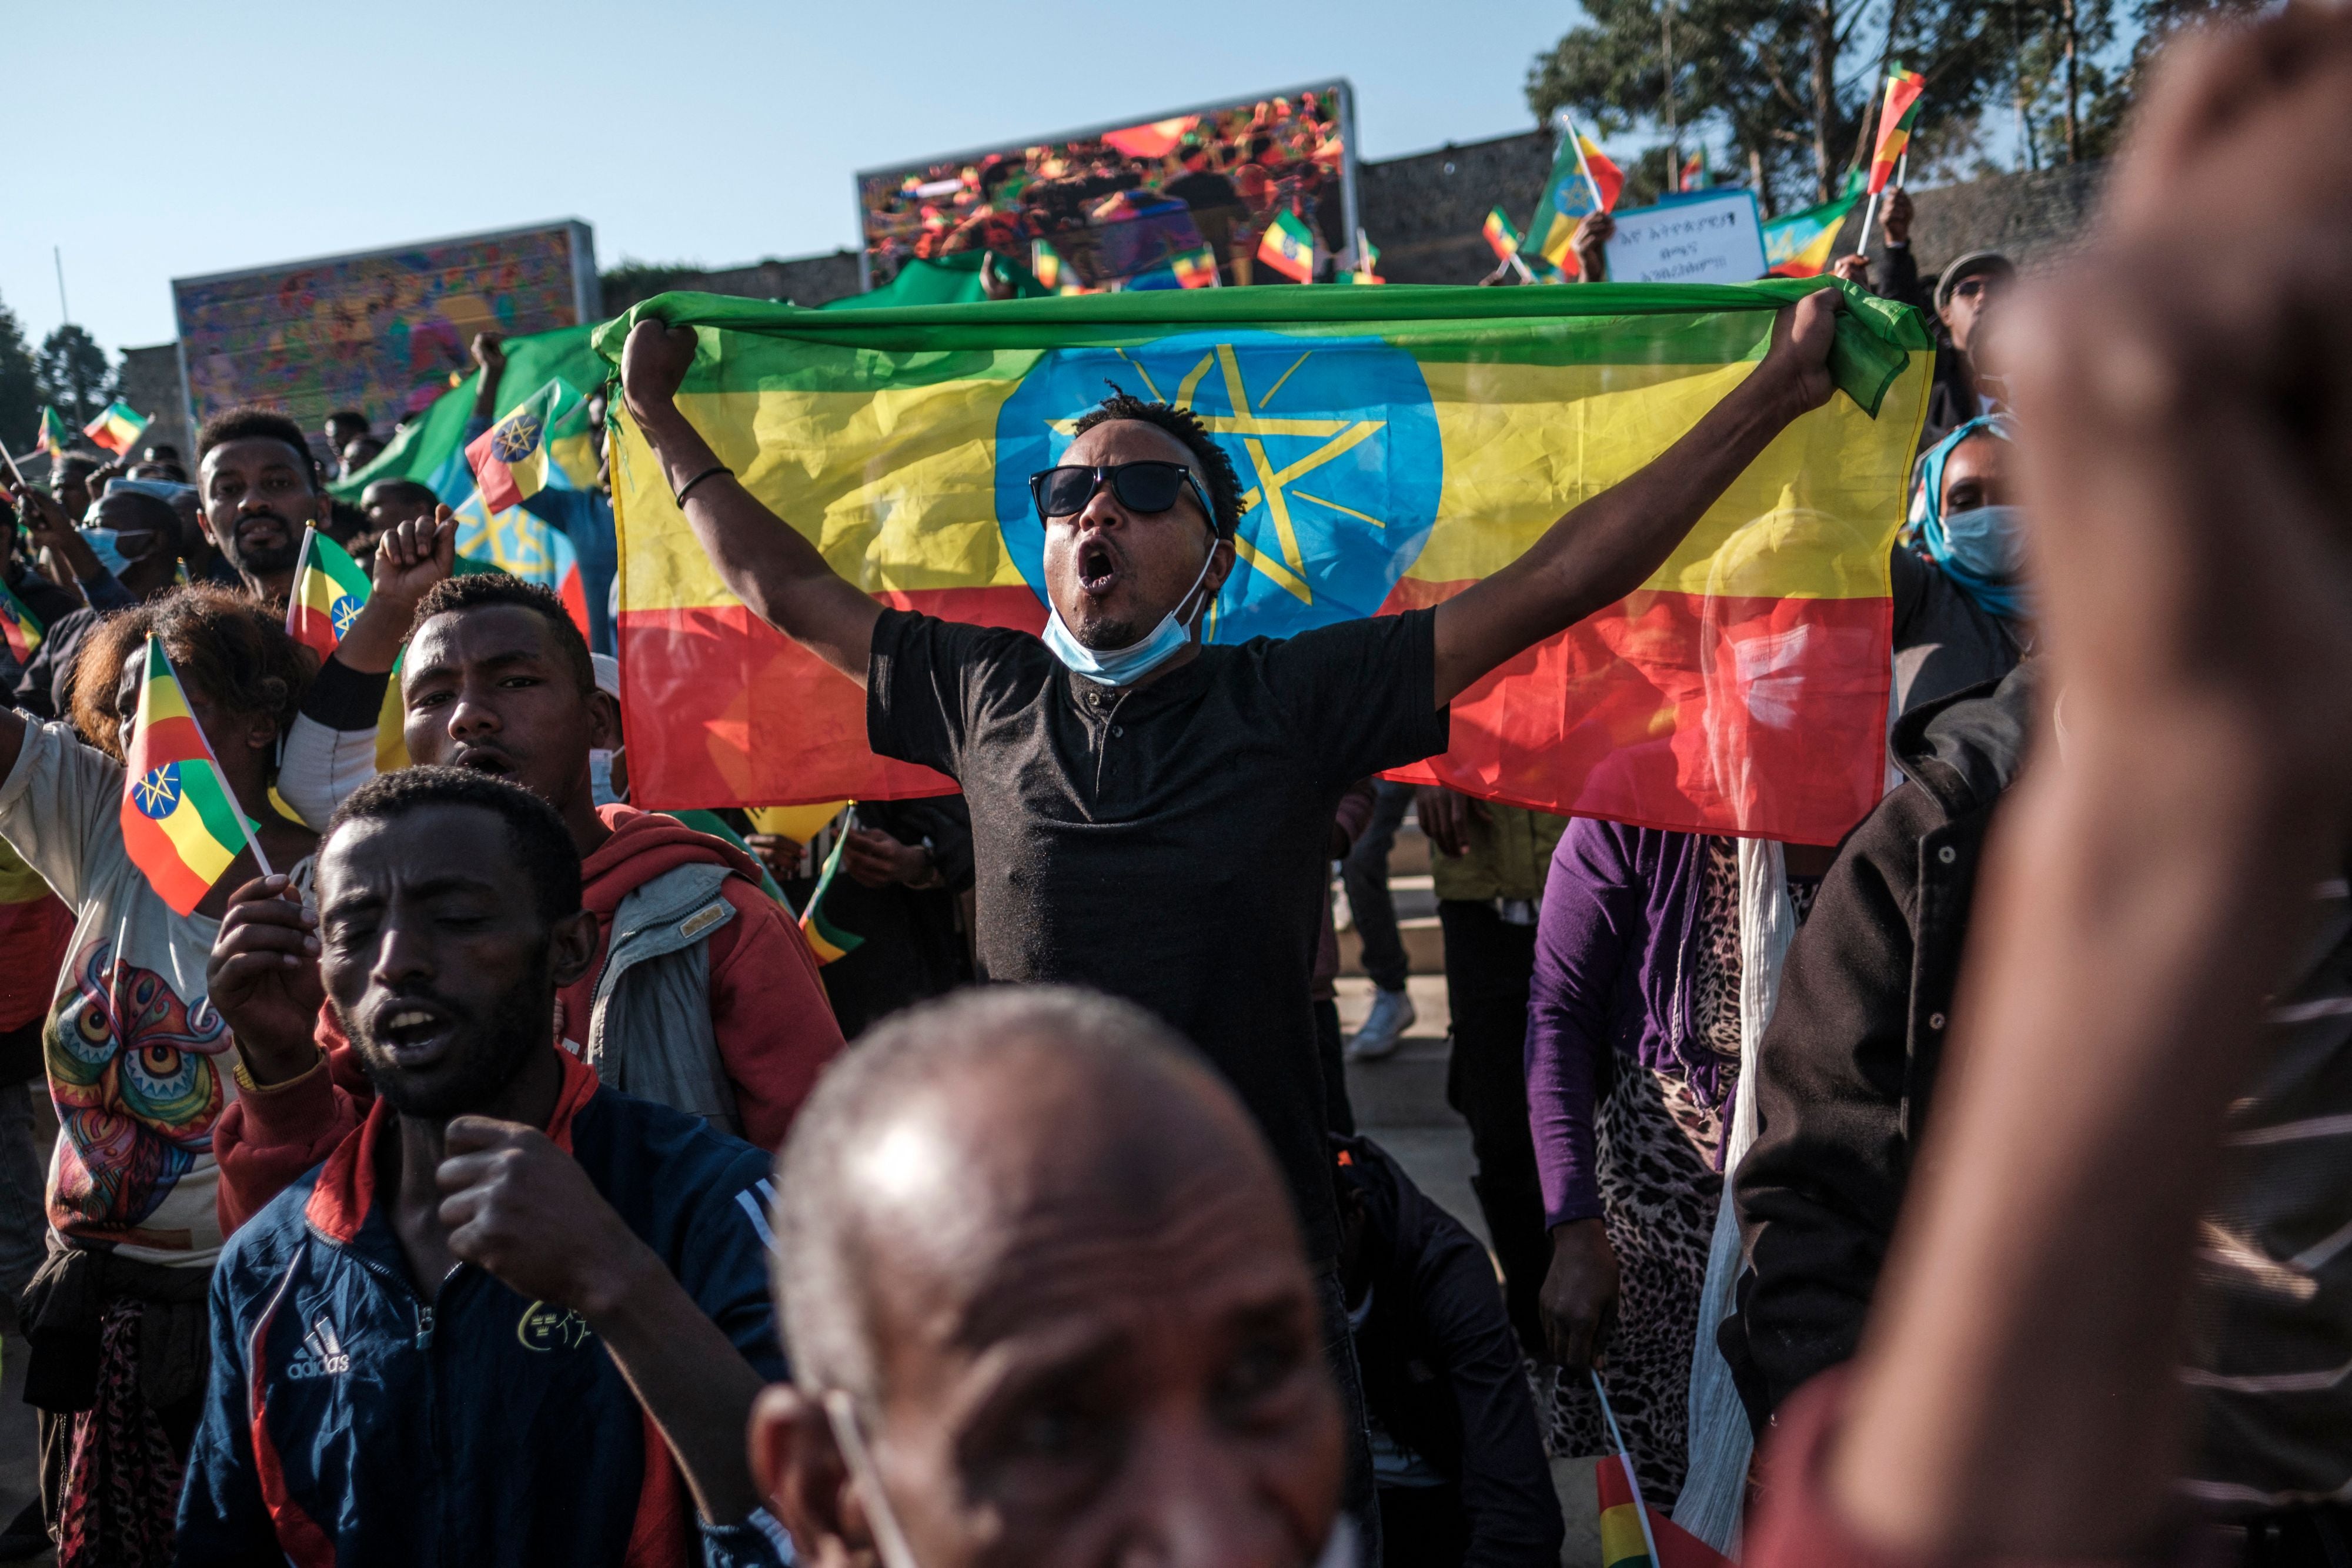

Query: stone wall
[600,249,863,313]
[116,343,193,463]
[1356,129,1556,284]
[1901,160,2104,275]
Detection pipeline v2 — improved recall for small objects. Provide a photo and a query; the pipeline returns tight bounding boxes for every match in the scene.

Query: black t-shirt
[868,607,1451,1259]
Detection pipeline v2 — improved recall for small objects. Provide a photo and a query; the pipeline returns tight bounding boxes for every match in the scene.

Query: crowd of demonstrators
[621,280,1843,1558]
[227,524,841,1197]
[1519,420,2027,1506]
[0,8,2343,1560]
[865,90,1349,289]
[0,377,839,1557]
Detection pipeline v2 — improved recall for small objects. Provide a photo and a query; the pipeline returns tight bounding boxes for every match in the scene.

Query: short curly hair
[407,573,595,696]
[328,765,581,926]
[196,407,320,490]
[71,584,312,767]
[1072,393,1243,539]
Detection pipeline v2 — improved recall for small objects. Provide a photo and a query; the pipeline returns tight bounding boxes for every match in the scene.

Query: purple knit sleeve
[1525,818,1641,1229]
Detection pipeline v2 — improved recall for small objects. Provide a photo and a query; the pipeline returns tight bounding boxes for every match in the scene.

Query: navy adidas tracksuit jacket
[175,1053,793,1567]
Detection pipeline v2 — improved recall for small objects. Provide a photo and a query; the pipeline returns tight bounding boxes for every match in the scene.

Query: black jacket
[1875,242,1980,456]
[1341,1136,1563,1567]
[1719,661,2039,1431]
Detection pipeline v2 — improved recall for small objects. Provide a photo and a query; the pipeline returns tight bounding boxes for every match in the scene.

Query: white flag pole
[1568,117,1607,212]
[1858,72,1899,248]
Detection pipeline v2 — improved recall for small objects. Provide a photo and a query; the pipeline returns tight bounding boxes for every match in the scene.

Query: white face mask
[824,1390,926,1568]
[588,747,622,806]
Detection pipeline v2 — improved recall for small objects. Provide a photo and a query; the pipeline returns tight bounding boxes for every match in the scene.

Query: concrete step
[1334,872,1438,928]
[1335,916,1444,979]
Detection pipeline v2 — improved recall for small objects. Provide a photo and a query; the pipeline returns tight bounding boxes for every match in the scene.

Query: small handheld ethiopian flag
[798,825,865,965]
[285,525,373,662]
[463,379,567,514]
[1170,243,1219,289]
[83,400,151,457]
[1591,1370,1732,1568]
[1868,66,1928,195]
[31,407,72,461]
[0,579,42,663]
[121,636,267,915]
[1257,208,1317,283]
[1482,206,1524,260]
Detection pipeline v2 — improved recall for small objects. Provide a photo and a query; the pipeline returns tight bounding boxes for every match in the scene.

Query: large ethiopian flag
[599,282,1932,846]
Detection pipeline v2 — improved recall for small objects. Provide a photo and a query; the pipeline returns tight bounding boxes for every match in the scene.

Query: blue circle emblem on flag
[329,594,363,637]
[491,414,542,462]
[132,764,181,820]
[994,331,1443,643]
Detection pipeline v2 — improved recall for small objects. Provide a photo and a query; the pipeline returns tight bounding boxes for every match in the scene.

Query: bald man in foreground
[753,987,1355,1568]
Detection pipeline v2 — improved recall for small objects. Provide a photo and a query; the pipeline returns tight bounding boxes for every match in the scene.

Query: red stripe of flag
[616,582,1892,845]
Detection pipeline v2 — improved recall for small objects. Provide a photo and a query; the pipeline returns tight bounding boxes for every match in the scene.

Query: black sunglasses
[1028,462,1214,525]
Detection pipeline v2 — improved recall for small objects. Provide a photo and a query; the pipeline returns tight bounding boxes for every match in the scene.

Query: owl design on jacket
[45,940,232,1238]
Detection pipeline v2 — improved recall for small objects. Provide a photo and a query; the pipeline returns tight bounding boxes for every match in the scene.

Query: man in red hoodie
[214,539,842,1232]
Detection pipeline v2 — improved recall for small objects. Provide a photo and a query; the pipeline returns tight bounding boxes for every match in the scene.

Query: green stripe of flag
[594,280,1926,416]
[175,757,251,847]
[314,528,373,599]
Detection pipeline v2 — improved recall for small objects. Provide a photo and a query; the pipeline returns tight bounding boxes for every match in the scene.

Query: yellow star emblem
[1051,345,1386,607]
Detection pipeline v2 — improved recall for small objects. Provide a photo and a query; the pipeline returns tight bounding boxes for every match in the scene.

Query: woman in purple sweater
[1522,823,1826,1502]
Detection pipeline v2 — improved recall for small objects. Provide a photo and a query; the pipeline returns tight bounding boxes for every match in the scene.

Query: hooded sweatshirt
[213,805,842,1236]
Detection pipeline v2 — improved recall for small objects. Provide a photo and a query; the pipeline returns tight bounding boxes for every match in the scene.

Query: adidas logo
[286,1315,352,1380]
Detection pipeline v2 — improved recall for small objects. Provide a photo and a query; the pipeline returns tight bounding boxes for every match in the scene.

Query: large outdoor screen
[854,82,1357,292]
[171,220,600,439]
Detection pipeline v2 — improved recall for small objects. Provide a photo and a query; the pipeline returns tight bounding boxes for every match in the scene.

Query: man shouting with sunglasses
[620,294,1839,1556]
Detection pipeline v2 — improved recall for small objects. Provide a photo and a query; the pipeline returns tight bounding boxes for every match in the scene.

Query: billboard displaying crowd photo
[854,83,1357,293]
[171,220,600,443]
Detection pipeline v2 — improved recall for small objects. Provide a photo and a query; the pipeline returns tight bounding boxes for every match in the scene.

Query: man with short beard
[193,408,322,602]
[181,767,790,1567]
[219,543,841,1227]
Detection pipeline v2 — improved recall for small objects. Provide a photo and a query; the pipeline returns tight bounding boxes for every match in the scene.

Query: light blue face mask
[1937,504,2026,583]
[78,527,148,577]
[1041,544,1219,687]
[1913,415,2029,623]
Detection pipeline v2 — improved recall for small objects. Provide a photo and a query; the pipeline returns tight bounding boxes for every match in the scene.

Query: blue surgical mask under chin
[1041,547,1218,687]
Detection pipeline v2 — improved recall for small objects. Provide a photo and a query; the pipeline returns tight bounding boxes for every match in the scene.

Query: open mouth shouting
[450,743,515,778]
[1075,533,1122,599]
[370,995,460,1067]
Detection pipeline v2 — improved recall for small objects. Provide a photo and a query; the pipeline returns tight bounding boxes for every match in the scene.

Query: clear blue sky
[2,1,1572,365]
